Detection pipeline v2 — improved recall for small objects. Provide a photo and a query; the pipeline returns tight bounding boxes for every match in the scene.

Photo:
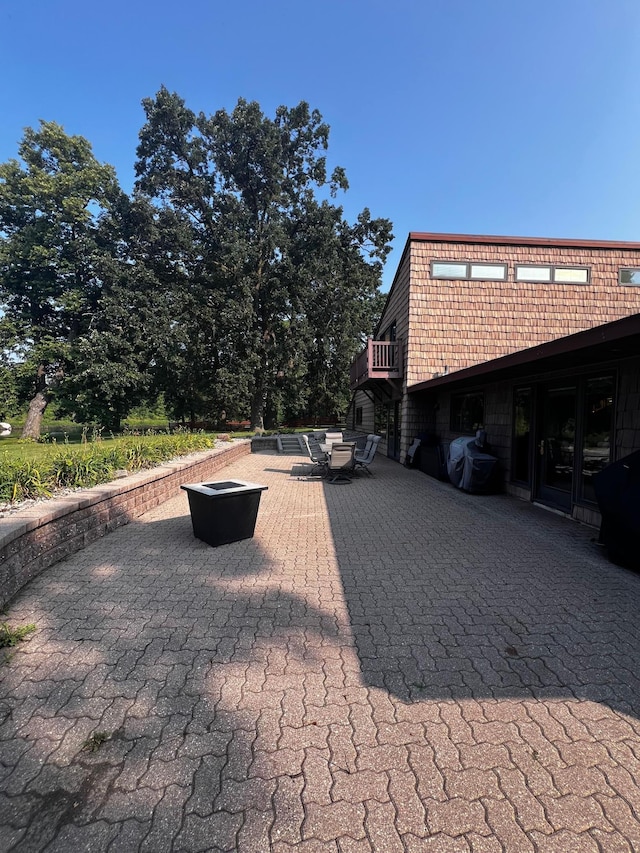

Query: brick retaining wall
[0,441,250,609]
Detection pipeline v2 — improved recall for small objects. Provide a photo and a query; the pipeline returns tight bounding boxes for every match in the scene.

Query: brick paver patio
[1,449,640,852]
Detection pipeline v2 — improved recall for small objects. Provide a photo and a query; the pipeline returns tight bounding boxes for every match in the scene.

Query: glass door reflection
[537,386,577,511]
[581,376,614,503]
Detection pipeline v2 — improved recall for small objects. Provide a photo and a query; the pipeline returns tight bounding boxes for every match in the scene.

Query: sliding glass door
[536,385,577,511]
[526,375,615,513]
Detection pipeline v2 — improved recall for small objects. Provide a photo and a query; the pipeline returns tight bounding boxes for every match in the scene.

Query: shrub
[0,457,51,502]
[49,448,117,489]
[0,433,216,503]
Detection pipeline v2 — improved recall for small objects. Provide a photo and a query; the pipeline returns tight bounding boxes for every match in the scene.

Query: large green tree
[135,88,392,428]
[56,195,181,431]
[0,121,121,437]
[284,200,389,420]
[0,99,392,434]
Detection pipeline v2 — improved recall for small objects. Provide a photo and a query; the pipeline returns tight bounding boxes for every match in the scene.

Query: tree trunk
[22,387,49,439]
[21,365,50,439]
[264,391,278,430]
[250,381,265,431]
[105,415,121,434]
[263,407,277,431]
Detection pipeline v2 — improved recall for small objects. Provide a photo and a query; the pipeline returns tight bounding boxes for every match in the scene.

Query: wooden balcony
[350,339,403,391]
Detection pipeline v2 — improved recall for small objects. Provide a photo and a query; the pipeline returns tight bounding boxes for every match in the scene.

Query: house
[349,232,640,524]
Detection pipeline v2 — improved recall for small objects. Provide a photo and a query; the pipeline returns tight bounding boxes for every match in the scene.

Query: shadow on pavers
[322,461,640,717]
[3,452,640,850]
[0,514,338,850]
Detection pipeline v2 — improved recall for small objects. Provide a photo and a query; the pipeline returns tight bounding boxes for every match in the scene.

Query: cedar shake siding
[349,233,640,525]
[406,234,640,385]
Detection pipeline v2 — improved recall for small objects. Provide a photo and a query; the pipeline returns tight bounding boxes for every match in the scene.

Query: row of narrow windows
[431,261,640,285]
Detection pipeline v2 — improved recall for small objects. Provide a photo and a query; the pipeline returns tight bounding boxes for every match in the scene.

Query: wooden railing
[350,339,403,390]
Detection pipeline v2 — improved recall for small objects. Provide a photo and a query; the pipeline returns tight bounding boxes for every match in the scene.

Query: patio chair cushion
[326,442,356,483]
[354,435,380,475]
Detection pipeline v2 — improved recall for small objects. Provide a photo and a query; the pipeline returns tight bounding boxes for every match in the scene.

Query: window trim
[430,261,469,280]
[514,264,552,282]
[429,260,593,283]
[468,262,508,281]
[552,265,590,284]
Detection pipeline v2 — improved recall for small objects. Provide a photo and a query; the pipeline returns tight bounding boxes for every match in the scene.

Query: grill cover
[447,436,499,494]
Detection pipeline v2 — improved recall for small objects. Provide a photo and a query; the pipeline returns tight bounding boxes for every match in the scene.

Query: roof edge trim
[409,232,640,251]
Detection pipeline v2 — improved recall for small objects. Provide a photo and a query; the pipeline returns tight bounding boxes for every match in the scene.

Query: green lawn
[0,417,177,462]
[0,433,195,463]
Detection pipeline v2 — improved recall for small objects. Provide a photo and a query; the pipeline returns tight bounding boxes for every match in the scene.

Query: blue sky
[1,0,640,290]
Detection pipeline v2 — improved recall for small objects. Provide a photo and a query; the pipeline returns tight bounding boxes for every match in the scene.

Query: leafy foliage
[135,89,393,427]
[0,97,392,433]
[0,122,124,437]
[0,622,36,648]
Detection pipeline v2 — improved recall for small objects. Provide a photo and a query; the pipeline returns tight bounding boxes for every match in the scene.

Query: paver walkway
[1,451,640,852]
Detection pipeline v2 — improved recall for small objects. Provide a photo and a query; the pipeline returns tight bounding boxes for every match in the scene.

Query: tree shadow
[0,507,341,850]
[322,469,640,718]
[3,458,640,849]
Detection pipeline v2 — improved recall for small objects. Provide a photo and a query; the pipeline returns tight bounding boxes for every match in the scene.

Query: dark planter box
[181,480,268,547]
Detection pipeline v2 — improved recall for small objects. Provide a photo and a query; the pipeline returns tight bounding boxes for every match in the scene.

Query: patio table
[320,441,356,455]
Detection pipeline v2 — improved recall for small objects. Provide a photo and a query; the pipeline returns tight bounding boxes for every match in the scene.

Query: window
[381,321,397,341]
[430,260,592,282]
[469,263,507,280]
[580,376,614,504]
[450,392,484,434]
[431,261,507,281]
[515,265,551,282]
[620,268,640,285]
[431,262,467,279]
[355,406,363,426]
[515,265,590,283]
[513,388,532,484]
[553,267,589,283]
[374,402,387,437]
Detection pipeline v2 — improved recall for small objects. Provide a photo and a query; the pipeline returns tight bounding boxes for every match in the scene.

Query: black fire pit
[181,479,268,547]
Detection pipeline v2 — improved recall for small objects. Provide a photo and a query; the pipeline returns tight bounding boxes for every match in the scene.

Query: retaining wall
[0,441,250,609]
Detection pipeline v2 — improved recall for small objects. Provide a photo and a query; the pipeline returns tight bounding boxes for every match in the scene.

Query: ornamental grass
[0,433,215,503]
